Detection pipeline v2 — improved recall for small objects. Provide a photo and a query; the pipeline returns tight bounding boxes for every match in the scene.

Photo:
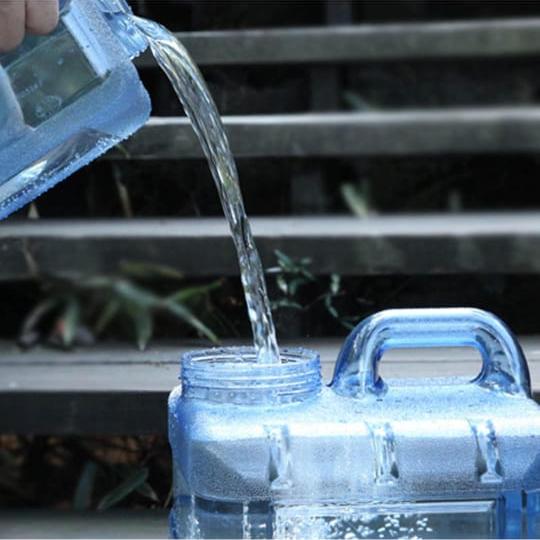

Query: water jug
[168,308,540,539]
[0,0,150,219]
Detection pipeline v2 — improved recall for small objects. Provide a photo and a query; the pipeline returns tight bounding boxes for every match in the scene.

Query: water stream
[134,17,279,364]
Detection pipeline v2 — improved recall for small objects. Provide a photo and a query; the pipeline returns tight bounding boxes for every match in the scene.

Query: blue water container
[169,308,540,539]
[0,0,150,219]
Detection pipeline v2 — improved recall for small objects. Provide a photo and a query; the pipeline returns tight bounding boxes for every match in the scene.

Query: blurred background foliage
[0,435,170,511]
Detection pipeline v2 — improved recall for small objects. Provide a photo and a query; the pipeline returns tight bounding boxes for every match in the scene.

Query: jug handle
[330,307,531,399]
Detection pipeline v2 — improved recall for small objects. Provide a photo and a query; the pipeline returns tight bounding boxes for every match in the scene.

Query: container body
[168,309,540,539]
[0,0,150,219]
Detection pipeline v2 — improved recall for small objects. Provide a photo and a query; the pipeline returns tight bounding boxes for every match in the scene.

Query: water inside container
[169,489,540,539]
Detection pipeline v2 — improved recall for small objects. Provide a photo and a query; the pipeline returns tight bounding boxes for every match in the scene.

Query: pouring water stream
[134,17,280,364]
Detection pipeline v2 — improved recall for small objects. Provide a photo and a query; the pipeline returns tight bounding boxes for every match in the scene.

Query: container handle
[331,308,531,398]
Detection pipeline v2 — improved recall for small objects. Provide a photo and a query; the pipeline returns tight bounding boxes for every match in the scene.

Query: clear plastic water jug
[168,308,540,539]
[0,0,150,219]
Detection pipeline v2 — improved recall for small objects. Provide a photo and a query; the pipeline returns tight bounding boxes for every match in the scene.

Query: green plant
[342,90,374,111]
[19,263,221,350]
[267,250,361,330]
[96,466,153,511]
[340,182,374,218]
[266,250,315,310]
[0,435,171,510]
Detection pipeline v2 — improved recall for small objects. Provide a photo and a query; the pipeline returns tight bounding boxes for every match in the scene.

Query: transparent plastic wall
[0,0,150,218]
[169,309,540,539]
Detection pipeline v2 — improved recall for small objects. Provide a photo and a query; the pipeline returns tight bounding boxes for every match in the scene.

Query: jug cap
[181,347,321,405]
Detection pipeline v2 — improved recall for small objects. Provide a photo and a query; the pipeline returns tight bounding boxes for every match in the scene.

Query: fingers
[0,0,58,53]
[0,0,26,53]
[25,0,58,35]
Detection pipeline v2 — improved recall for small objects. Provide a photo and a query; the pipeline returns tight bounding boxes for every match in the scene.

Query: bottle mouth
[181,346,321,405]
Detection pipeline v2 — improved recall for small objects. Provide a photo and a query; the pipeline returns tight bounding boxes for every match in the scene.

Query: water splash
[134,17,279,364]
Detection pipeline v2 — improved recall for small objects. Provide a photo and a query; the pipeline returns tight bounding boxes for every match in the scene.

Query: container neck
[181,347,322,406]
[95,0,148,59]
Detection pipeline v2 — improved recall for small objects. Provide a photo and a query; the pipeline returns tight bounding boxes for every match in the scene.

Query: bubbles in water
[274,504,435,540]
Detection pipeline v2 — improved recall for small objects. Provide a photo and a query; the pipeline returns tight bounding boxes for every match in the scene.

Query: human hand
[0,0,59,53]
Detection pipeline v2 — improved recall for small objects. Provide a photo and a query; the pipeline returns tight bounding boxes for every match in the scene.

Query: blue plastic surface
[169,308,540,539]
[0,0,151,219]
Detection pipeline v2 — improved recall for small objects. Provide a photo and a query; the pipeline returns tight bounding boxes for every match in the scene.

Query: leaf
[115,280,160,309]
[275,250,295,272]
[164,300,219,344]
[120,261,184,281]
[94,299,121,335]
[343,91,373,111]
[271,299,303,311]
[276,274,288,295]
[80,275,118,290]
[59,296,80,348]
[114,143,132,159]
[113,164,134,219]
[97,467,149,511]
[324,294,339,319]
[274,250,314,280]
[129,307,153,351]
[167,280,222,304]
[136,482,159,503]
[288,279,299,297]
[343,315,361,324]
[74,461,98,511]
[19,297,61,344]
[330,274,341,296]
[339,318,357,330]
[341,183,371,218]
[288,277,309,297]
[328,305,340,319]
[300,268,316,282]
[163,485,173,509]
